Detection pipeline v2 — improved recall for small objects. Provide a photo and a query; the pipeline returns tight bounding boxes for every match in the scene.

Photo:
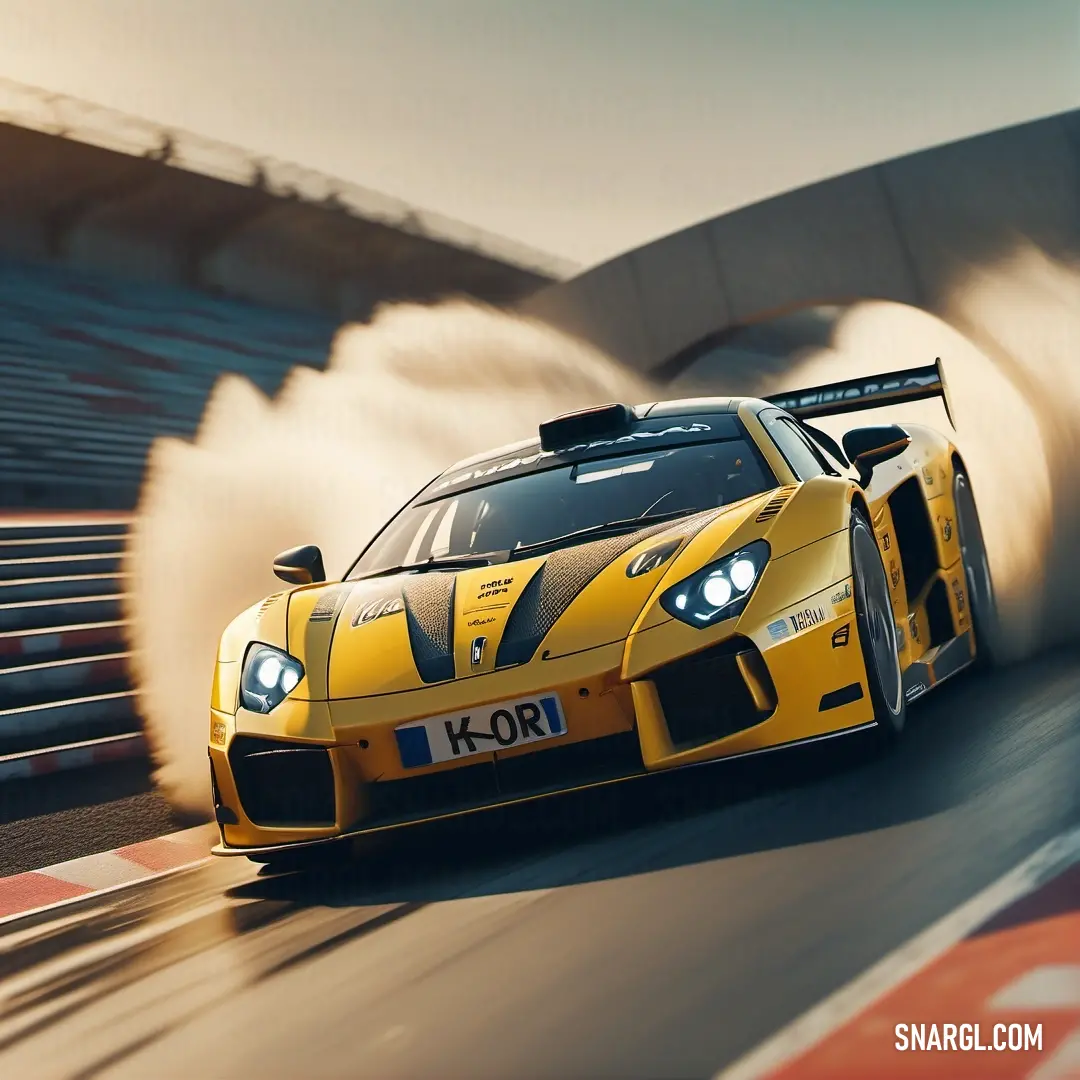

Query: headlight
[240,644,304,713]
[660,540,770,627]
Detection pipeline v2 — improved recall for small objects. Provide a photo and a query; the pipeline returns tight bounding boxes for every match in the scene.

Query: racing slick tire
[850,507,906,745]
[952,467,999,669]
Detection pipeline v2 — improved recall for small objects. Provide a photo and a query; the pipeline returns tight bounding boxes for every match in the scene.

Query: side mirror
[842,425,911,487]
[273,544,326,586]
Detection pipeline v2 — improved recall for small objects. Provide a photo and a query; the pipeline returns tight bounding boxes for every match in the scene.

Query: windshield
[348,437,775,577]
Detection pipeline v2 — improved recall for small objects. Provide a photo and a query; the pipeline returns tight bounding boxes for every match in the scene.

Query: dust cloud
[123,300,653,817]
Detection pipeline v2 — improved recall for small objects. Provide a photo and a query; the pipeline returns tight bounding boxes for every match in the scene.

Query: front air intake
[227,736,336,827]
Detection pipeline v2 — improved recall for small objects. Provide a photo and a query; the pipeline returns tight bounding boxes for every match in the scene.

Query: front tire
[850,507,906,744]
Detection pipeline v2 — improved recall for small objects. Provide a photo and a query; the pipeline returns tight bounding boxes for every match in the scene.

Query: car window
[761,411,833,480]
[349,437,776,575]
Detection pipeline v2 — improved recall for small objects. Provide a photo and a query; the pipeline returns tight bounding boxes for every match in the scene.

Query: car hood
[284,491,780,701]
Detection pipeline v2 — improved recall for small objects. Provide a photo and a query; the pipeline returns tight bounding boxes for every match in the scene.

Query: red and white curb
[719,825,1080,1080]
[0,732,147,781]
[0,825,212,923]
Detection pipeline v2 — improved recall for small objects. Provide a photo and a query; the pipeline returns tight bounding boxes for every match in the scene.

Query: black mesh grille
[365,731,645,826]
[496,514,715,668]
[228,736,336,827]
[402,573,456,683]
[664,506,724,543]
[652,638,771,749]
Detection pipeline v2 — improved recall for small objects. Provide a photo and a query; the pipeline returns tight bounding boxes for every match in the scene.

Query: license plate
[394,693,567,768]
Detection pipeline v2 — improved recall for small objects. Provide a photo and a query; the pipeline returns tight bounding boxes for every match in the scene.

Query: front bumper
[210,606,873,856]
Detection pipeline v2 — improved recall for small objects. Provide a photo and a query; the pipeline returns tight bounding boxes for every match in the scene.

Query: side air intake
[755,486,798,522]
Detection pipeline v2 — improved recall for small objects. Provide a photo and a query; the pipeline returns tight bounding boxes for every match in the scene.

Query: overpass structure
[522,107,1080,382]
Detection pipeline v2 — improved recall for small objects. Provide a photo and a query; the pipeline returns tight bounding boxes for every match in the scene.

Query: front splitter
[211,720,877,857]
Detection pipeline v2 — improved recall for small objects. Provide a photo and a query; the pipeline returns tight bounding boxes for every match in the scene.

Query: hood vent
[256,592,285,617]
[402,574,456,683]
[755,486,798,522]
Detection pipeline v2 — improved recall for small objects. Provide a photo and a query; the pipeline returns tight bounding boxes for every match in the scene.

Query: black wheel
[851,508,906,743]
[953,468,999,668]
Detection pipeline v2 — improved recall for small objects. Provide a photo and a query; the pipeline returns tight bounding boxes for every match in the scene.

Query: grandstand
[0,258,337,509]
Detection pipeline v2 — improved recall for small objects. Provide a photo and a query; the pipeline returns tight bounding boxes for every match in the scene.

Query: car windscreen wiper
[354,550,510,579]
[508,507,700,560]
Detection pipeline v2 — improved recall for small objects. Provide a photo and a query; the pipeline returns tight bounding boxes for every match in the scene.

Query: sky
[0,0,1077,268]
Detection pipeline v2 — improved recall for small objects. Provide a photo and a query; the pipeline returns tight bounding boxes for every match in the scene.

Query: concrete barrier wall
[521,109,1080,374]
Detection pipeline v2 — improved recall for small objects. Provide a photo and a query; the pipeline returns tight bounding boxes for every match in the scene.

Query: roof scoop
[539,403,635,452]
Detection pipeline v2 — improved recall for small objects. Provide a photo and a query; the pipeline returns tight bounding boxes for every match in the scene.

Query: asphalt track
[0,760,180,877]
[0,649,1078,1079]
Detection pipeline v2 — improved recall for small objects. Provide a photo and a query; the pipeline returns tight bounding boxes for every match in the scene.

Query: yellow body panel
[208,403,980,857]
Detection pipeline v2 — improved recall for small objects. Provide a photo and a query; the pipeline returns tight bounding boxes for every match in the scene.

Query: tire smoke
[123,300,653,817]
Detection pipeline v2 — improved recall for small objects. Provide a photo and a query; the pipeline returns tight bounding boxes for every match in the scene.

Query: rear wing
[764,357,955,428]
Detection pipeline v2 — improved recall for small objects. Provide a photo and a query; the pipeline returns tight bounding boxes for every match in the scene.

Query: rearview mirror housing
[273,544,326,586]
[841,425,911,487]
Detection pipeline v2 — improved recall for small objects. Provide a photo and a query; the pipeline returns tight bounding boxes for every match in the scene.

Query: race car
[207,359,996,863]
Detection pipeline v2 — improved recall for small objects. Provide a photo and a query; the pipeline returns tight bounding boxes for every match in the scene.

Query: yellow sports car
[207,360,995,864]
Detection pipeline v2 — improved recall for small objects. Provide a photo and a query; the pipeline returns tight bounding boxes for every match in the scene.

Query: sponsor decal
[951,576,966,613]
[467,615,496,628]
[922,466,934,485]
[830,582,852,606]
[908,612,921,643]
[431,423,713,492]
[767,618,791,642]
[942,517,953,542]
[477,577,513,601]
[881,531,891,551]
[767,371,940,413]
[352,595,404,627]
[470,636,487,666]
[831,623,851,648]
[789,606,826,633]
[889,560,901,588]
